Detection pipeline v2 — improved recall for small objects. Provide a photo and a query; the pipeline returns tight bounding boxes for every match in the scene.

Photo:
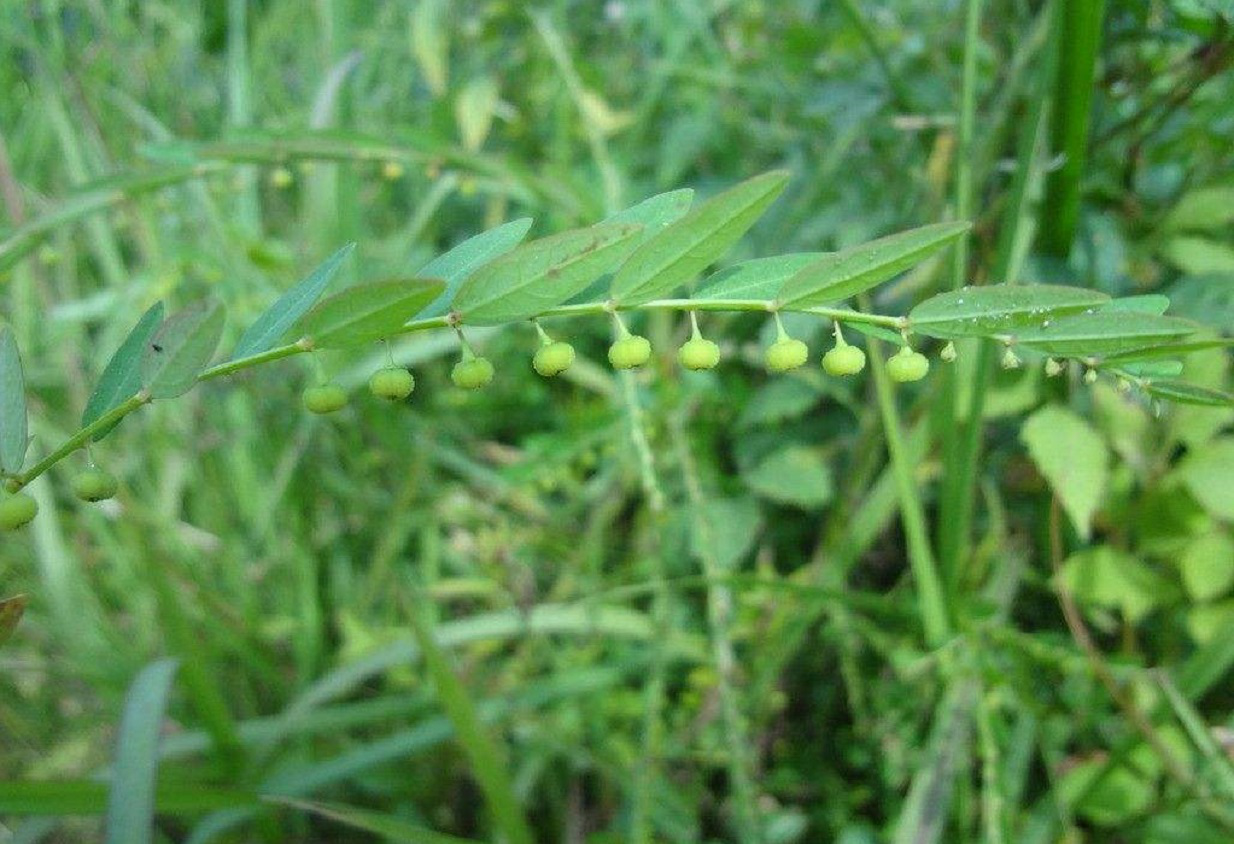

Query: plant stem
[11,392,150,489]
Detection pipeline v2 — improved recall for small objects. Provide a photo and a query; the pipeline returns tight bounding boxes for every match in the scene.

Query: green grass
[3,3,1234,844]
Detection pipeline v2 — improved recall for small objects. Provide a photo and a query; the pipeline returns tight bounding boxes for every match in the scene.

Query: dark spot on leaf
[152,343,164,352]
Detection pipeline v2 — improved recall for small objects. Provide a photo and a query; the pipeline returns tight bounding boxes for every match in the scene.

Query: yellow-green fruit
[0,494,38,531]
[765,338,809,373]
[369,367,415,400]
[302,383,348,414]
[533,342,575,377]
[822,344,866,376]
[269,167,293,189]
[678,337,721,371]
[608,335,652,369]
[72,469,119,503]
[381,160,405,181]
[887,348,930,383]
[452,357,495,389]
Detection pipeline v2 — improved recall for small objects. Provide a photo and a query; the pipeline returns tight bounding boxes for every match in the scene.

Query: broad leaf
[83,302,165,439]
[606,188,694,236]
[141,301,226,399]
[743,445,833,509]
[105,659,179,844]
[696,253,826,301]
[231,243,354,360]
[1147,380,1234,408]
[691,497,763,571]
[417,218,534,318]
[1013,312,1198,357]
[1179,438,1234,520]
[293,279,444,348]
[1021,405,1108,541]
[0,326,28,474]
[910,284,1110,338]
[610,170,790,305]
[453,222,642,324]
[778,221,970,310]
[0,594,27,647]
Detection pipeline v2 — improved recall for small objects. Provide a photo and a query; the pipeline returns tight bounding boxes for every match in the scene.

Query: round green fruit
[608,335,652,370]
[764,338,809,373]
[452,357,495,389]
[0,494,38,531]
[678,337,721,371]
[822,344,866,376]
[533,342,576,377]
[302,383,348,414]
[72,468,119,503]
[369,367,415,401]
[887,348,930,383]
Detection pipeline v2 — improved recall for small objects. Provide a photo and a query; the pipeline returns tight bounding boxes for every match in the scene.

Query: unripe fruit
[678,337,721,371]
[269,167,293,189]
[72,468,119,503]
[452,357,495,389]
[381,161,405,181]
[1001,347,1022,370]
[1084,368,1098,385]
[765,338,808,373]
[1045,358,1064,378]
[608,335,652,369]
[533,342,576,377]
[369,367,415,401]
[940,341,958,363]
[887,347,930,383]
[822,344,866,377]
[0,494,38,531]
[302,383,348,414]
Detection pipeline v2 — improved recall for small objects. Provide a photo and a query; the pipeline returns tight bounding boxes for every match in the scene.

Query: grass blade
[267,797,484,844]
[105,658,180,844]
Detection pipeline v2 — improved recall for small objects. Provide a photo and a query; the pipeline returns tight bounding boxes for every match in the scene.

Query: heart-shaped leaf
[292,279,445,348]
[778,221,970,310]
[83,302,165,439]
[610,170,790,306]
[696,253,827,301]
[0,326,29,474]
[231,243,354,360]
[141,301,226,399]
[453,222,643,324]
[416,218,534,318]
[1013,312,1197,357]
[910,284,1110,339]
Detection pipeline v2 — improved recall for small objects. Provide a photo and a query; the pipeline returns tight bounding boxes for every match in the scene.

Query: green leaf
[696,253,826,301]
[83,302,166,439]
[1164,185,1234,232]
[1100,294,1171,315]
[909,283,1110,338]
[736,379,823,429]
[691,497,763,571]
[1161,236,1234,275]
[105,658,179,844]
[1146,380,1234,407]
[777,221,970,310]
[140,300,226,399]
[610,170,790,305]
[605,188,694,236]
[1056,752,1155,825]
[453,222,643,324]
[1021,405,1108,540]
[1057,546,1166,623]
[1105,338,1234,363]
[1180,531,1234,602]
[743,445,833,509]
[293,279,444,348]
[0,780,255,815]
[0,325,28,475]
[268,797,484,844]
[417,218,534,318]
[1179,437,1234,520]
[1013,312,1198,357]
[231,243,354,360]
[454,77,499,152]
[0,593,28,648]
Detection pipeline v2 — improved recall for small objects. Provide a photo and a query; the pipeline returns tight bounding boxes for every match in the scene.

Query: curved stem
[12,392,150,490]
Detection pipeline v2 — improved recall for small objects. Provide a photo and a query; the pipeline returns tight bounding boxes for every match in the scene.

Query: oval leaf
[610,170,790,306]
[778,221,970,310]
[696,253,827,301]
[453,222,643,324]
[416,218,534,318]
[141,301,226,399]
[606,188,694,236]
[1021,405,1108,541]
[105,658,179,844]
[1146,380,1234,407]
[83,302,166,439]
[1013,312,1198,357]
[231,243,355,360]
[293,279,445,348]
[910,284,1111,339]
[1099,294,1171,315]
[0,326,28,474]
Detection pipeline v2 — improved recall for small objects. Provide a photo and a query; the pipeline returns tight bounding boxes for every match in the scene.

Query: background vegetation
[3,1,1234,842]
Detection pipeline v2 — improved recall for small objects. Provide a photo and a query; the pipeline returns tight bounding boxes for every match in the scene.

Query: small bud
[940,341,957,363]
[1000,347,1021,370]
[269,167,294,189]
[381,161,405,181]
[1084,368,1098,385]
[1117,377,1132,394]
[1044,358,1063,377]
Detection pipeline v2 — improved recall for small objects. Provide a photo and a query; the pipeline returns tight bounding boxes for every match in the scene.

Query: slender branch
[10,392,150,490]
